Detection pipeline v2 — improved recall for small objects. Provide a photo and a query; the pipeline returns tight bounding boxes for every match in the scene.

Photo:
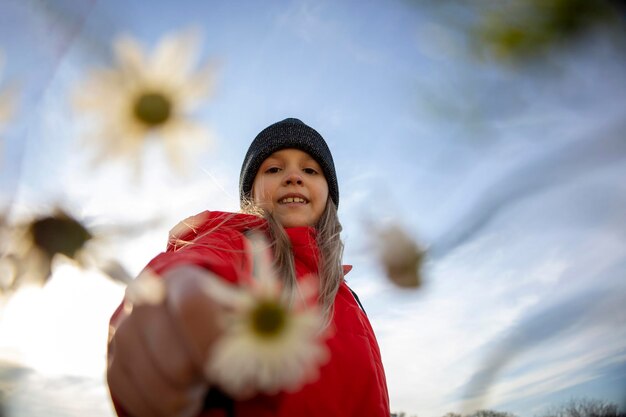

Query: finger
[132,303,203,387]
[122,310,204,417]
[108,328,159,417]
[163,266,224,370]
[108,357,205,417]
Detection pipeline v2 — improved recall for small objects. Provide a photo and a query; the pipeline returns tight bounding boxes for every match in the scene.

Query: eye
[303,167,318,175]
[265,167,281,174]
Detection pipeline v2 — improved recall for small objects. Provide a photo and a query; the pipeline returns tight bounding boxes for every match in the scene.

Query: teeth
[281,197,306,204]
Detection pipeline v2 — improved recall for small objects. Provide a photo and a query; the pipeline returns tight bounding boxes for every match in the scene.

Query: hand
[107,265,223,417]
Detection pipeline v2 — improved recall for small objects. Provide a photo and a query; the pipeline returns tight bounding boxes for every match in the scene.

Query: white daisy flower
[200,235,329,398]
[376,224,425,289]
[73,30,216,175]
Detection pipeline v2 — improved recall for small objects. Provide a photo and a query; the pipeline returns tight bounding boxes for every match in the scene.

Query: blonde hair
[241,198,344,323]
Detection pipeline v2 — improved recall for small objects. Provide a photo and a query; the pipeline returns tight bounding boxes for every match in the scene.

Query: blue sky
[0,1,625,416]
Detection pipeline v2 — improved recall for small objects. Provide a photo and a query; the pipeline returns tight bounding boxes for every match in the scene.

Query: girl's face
[252,148,329,228]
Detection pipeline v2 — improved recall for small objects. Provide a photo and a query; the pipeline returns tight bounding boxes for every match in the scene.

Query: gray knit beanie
[239,118,339,207]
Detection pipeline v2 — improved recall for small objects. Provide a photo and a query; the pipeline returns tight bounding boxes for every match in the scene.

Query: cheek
[317,183,329,205]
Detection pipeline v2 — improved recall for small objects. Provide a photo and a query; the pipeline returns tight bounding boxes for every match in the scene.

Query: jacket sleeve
[147,225,253,283]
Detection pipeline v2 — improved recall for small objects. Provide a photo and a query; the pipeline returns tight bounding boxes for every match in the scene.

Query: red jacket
[110,211,390,417]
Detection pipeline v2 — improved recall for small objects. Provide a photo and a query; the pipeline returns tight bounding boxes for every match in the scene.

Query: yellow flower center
[29,214,92,259]
[133,92,172,127]
[250,300,287,338]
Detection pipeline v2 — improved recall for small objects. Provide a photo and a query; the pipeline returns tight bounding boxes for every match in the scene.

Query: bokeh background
[0,1,625,416]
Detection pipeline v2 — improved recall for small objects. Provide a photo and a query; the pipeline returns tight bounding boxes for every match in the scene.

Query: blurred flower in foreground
[475,0,624,62]
[200,235,329,398]
[0,209,104,293]
[73,30,216,175]
[375,224,425,289]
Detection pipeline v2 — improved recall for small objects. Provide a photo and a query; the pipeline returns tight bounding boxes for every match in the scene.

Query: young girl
[106,118,390,417]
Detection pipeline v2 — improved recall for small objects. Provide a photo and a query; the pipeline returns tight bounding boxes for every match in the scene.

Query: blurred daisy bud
[28,211,93,260]
[0,208,120,296]
[376,224,425,289]
[9,210,95,288]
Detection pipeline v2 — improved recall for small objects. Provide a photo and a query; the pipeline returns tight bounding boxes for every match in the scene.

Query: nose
[284,170,303,186]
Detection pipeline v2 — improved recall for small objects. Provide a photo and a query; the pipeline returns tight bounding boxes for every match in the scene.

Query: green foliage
[475,0,624,61]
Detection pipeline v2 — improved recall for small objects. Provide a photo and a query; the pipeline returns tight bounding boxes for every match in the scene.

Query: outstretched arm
[107,265,223,417]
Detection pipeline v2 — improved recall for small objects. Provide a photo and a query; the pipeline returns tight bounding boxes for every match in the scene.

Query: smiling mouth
[278,196,308,204]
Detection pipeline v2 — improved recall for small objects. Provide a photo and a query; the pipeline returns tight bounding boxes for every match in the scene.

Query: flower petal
[197,270,250,309]
[114,35,147,77]
[151,30,200,81]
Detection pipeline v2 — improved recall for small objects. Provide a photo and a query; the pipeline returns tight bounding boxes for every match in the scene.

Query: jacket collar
[168,211,351,276]
[285,226,319,275]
